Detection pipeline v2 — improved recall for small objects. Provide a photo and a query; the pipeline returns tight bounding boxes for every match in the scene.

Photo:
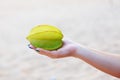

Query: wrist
[70,43,82,57]
[71,44,88,58]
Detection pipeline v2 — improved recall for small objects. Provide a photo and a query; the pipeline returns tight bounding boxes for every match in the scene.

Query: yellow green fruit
[26,25,63,50]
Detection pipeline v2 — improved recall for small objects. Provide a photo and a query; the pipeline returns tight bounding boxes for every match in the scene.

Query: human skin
[29,39,120,78]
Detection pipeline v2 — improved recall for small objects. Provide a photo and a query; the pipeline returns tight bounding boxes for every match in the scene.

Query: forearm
[73,45,120,78]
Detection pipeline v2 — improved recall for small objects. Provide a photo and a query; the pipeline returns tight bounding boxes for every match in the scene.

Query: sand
[0,0,120,80]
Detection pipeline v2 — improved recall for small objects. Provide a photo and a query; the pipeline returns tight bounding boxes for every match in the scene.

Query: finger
[63,38,73,44]
[52,46,70,55]
[36,48,57,58]
[28,44,33,49]
[35,47,65,57]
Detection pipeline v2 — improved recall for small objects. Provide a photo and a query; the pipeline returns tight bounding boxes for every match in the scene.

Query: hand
[28,39,79,58]
[28,39,120,78]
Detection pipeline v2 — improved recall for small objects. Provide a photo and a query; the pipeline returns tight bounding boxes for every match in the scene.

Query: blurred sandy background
[0,0,120,80]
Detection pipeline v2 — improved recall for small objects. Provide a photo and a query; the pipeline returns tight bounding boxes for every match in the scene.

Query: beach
[0,0,120,80]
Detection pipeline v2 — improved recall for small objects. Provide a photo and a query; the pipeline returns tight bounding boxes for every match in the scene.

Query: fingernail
[36,48,40,52]
[28,44,33,49]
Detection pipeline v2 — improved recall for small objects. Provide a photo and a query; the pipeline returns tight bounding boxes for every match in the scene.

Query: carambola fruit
[26,25,63,50]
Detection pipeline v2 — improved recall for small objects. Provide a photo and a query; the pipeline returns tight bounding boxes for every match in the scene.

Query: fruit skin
[26,25,63,50]
[29,39,63,50]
